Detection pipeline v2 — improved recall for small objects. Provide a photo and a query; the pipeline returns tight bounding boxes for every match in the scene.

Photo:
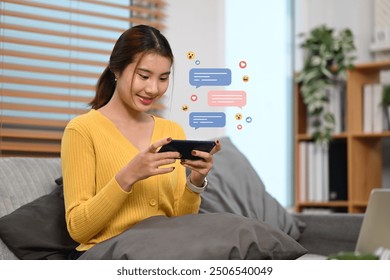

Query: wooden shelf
[294,60,390,214]
[296,133,348,141]
[351,131,390,138]
[298,201,349,207]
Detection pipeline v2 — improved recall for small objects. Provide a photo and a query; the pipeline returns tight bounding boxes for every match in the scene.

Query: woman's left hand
[180,139,222,187]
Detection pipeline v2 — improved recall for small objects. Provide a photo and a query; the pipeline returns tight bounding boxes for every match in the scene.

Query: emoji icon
[195,60,200,65]
[239,60,247,69]
[187,51,195,60]
[235,113,242,121]
[242,75,249,82]
[190,94,198,102]
[237,124,243,130]
[182,105,188,111]
[246,116,252,123]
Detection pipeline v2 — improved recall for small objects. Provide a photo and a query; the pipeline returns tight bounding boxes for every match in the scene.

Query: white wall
[224,0,293,207]
[294,0,374,72]
[165,0,294,207]
[164,0,226,141]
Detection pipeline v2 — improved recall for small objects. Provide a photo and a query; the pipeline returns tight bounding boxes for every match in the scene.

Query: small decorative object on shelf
[296,25,356,144]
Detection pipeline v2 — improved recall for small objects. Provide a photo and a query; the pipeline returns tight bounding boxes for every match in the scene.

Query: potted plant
[382,85,390,130]
[296,25,356,144]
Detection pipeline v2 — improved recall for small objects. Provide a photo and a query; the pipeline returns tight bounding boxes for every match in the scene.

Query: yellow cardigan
[61,109,201,251]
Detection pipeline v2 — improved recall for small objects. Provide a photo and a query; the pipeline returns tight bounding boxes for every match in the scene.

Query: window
[0,0,166,156]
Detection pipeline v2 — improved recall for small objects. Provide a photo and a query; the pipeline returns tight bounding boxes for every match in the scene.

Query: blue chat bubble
[189,68,232,88]
[189,112,226,129]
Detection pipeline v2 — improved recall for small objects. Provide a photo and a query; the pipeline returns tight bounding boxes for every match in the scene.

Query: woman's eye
[139,74,148,80]
[160,77,169,81]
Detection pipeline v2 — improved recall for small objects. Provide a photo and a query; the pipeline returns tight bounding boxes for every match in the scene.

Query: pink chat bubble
[208,90,247,108]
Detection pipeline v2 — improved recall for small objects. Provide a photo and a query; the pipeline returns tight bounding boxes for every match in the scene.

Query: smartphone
[158,140,216,160]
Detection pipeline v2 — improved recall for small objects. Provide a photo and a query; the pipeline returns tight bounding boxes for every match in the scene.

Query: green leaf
[297,24,356,144]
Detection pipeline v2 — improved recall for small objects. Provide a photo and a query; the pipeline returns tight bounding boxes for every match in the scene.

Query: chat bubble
[189,112,226,129]
[189,68,231,88]
[208,90,247,108]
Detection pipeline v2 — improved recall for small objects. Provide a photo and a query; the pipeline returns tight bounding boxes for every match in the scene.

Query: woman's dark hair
[90,25,174,109]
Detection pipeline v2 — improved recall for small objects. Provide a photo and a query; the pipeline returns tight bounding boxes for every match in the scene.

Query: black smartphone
[158,140,216,160]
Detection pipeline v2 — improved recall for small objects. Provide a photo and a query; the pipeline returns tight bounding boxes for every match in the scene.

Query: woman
[61,25,221,258]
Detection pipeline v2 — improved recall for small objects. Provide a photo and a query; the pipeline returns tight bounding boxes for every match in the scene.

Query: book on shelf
[373,83,384,132]
[306,142,315,201]
[298,140,346,203]
[363,83,387,132]
[313,143,323,202]
[326,83,346,134]
[363,83,373,133]
[301,208,335,215]
[362,69,390,132]
[299,142,307,202]
[322,144,329,202]
[298,141,330,203]
[380,69,390,84]
[328,140,348,201]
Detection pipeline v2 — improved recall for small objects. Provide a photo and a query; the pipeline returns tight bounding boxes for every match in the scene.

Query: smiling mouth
[138,96,154,105]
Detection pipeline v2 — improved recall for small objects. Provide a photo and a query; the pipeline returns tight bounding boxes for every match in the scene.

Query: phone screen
[158,140,216,160]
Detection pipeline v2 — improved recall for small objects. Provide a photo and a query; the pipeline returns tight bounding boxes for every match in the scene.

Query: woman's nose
[145,79,159,95]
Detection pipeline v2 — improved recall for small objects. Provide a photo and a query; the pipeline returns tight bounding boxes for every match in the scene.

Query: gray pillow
[200,137,302,240]
[79,213,307,260]
[0,186,78,259]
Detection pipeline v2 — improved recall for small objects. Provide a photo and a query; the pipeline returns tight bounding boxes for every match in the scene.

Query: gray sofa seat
[0,155,363,259]
[0,157,62,259]
[294,213,364,257]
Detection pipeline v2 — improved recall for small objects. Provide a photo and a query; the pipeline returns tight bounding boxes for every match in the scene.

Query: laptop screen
[355,188,390,254]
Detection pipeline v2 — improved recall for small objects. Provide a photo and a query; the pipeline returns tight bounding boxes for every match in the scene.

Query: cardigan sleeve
[61,121,130,243]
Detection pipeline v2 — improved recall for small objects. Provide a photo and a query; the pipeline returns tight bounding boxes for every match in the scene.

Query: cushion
[0,157,62,218]
[200,137,302,240]
[78,212,307,260]
[0,185,78,260]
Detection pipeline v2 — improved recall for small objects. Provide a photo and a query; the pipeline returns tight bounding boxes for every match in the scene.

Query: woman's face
[116,53,172,112]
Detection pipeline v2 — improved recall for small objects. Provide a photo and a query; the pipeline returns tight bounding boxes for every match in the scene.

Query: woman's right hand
[115,137,180,192]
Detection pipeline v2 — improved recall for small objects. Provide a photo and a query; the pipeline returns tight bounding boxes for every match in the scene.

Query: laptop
[355,188,390,255]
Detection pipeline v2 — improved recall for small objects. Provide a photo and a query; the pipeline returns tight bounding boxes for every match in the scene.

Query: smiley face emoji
[182,104,188,111]
[187,51,195,60]
[235,113,242,121]
[242,75,249,82]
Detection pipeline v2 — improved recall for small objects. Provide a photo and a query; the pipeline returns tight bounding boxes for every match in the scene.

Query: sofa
[0,137,364,260]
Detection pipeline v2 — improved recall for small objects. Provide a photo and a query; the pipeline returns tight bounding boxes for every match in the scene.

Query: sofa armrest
[293,213,364,257]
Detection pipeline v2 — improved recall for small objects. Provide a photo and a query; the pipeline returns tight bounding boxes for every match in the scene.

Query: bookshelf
[295,60,390,214]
